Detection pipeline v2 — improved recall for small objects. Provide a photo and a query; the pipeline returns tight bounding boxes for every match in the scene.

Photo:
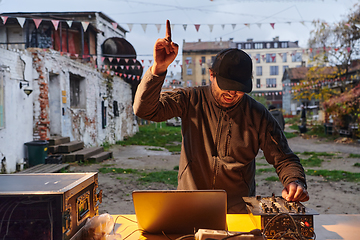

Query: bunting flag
[127,23,133,32]
[231,24,236,30]
[33,19,42,29]
[101,57,105,63]
[92,55,97,61]
[195,24,200,32]
[183,24,187,31]
[244,23,250,28]
[81,21,89,32]
[1,16,8,24]
[155,24,161,33]
[51,20,60,31]
[141,24,147,33]
[270,23,275,29]
[16,17,26,28]
[66,20,73,28]
[112,22,118,30]
[133,59,136,63]
[256,23,261,28]
[125,58,129,63]
[109,57,113,62]
[221,24,225,30]
[208,24,214,32]
[300,21,306,26]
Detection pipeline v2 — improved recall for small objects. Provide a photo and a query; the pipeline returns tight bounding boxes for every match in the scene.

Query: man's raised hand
[152,20,179,75]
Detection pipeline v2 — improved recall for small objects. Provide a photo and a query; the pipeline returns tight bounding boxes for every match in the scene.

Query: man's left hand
[282,181,309,202]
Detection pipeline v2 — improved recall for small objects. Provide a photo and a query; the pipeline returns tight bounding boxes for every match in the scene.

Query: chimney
[273,36,279,41]
[246,38,253,42]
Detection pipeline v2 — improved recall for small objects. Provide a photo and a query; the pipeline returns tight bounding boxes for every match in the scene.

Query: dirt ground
[70,134,360,216]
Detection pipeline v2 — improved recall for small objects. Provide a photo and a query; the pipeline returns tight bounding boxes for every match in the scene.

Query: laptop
[132,190,227,234]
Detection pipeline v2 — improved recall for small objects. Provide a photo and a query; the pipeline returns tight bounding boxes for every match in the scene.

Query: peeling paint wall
[32,49,137,147]
[0,48,33,173]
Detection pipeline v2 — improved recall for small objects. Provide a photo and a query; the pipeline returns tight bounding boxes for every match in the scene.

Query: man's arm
[133,20,180,121]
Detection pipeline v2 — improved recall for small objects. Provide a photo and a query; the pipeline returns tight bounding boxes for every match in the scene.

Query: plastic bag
[82,213,121,240]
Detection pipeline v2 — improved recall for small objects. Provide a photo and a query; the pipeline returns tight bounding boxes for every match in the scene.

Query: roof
[0,11,127,33]
[285,67,309,80]
[183,40,233,52]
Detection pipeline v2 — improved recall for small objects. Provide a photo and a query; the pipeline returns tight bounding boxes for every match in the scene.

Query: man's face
[209,69,244,108]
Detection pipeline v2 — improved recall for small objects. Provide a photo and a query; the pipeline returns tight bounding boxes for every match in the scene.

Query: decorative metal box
[0,172,102,240]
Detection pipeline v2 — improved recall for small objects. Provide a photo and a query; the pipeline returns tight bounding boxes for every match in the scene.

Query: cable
[2,202,20,240]
[122,229,143,240]
[175,234,195,240]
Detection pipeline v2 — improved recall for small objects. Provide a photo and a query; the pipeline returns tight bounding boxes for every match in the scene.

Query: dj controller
[244,195,318,239]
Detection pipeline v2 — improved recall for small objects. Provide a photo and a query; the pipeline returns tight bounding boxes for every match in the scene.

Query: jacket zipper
[212,110,224,188]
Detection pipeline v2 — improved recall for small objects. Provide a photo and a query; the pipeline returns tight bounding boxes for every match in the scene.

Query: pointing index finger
[165,19,171,42]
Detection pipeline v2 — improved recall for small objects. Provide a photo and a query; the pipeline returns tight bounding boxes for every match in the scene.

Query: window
[187,80,192,87]
[256,66,262,76]
[266,78,277,88]
[283,65,289,73]
[237,43,242,49]
[0,72,4,128]
[270,66,279,75]
[202,68,206,75]
[211,56,216,64]
[201,56,206,65]
[256,79,261,88]
[274,42,278,48]
[254,43,263,49]
[187,68,192,75]
[202,79,207,85]
[256,54,260,63]
[282,53,287,62]
[281,42,288,48]
[292,52,302,62]
[185,57,192,64]
[266,43,271,49]
[245,43,252,49]
[70,73,86,108]
[266,54,276,63]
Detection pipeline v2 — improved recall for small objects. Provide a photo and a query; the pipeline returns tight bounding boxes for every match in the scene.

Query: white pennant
[127,23,133,32]
[155,24,161,33]
[231,24,236,30]
[17,17,26,28]
[81,21,89,32]
[208,24,214,32]
[256,23,262,28]
[141,24,147,33]
[221,24,225,30]
[183,24,187,31]
[66,20,73,28]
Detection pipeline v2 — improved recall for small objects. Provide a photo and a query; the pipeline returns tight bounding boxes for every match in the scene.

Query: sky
[0,0,358,74]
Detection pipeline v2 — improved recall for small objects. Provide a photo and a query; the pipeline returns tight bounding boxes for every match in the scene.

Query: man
[268,105,285,132]
[133,20,309,213]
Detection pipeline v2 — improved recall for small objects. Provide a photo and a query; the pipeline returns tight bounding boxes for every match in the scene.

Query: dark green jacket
[134,69,306,213]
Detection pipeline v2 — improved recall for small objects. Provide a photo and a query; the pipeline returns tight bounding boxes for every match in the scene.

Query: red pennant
[117,58,121,62]
[1,16,8,25]
[195,24,200,32]
[270,23,275,29]
[33,19,42,29]
[141,59,144,63]
[126,66,129,70]
[51,20,60,30]
[137,76,140,80]
[111,22,118,29]
[109,57,113,62]
[101,57,105,62]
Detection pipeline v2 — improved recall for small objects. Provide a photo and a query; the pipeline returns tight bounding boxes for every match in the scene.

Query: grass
[265,176,279,182]
[284,132,298,139]
[101,141,111,151]
[116,123,182,152]
[306,169,360,182]
[299,152,336,167]
[348,153,360,158]
[98,167,179,186]
[256,168,275,174]
[354,163,360,167]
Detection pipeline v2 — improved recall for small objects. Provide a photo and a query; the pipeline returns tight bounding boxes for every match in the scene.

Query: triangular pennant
[109,57,113,62]
[127,23,133,32]
[183,24,187,31]
[208,24,214,32]
[117,58,121,62]
[231,24,236,30]
[51,20,60,31]
[120,66,124,69]
[256,23,261,28]
[270,23,275,29]
[175,60,180,64]
[92,55,97,61]
[16,17,26,28]
[221,24,225,30]
[133,59,136,63]
[141,59,144,63]
[33,19,42,29]
[149,59,152,64]
[1,16,8,25]
[344,23,351,27]
[137,66,140,70]
[300,21,306,26]
[195,24,200,32]
[112,22,118,30]
[125,58,129,63]
[126,66,129,70]
[101,57,105,63]
[131,66,135,69]
[81,22,89,32]
[75,54,79,58]
[137,76,140,80]
[155,24,161,33]
[66,20,73,28]
[119,73,123,77]
[141,24,147,33]
[244,23,250,28]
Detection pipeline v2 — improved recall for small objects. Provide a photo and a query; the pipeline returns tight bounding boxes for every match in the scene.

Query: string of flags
[1,14,354,34]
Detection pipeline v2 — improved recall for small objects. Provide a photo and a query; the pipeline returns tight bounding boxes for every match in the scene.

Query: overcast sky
[0,0,358,73]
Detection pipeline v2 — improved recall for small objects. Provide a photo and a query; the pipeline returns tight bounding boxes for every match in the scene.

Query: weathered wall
[0,48,33,173]
[31,49,137,147]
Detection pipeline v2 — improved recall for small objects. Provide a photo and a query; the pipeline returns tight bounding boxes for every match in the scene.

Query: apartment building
[182,37,309,108]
